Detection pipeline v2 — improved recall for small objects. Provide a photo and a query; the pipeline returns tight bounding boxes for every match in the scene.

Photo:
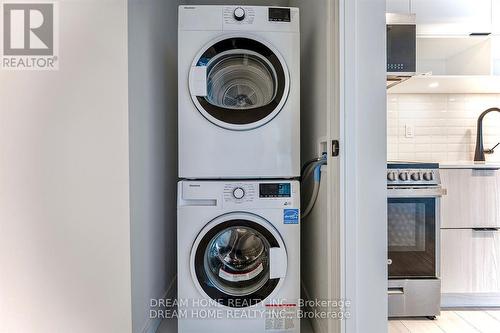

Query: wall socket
[405,124,414,138]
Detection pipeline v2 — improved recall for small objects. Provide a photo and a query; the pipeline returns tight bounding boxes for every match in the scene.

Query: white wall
[0,1,131,332]
[290,0,330,161]
[343,0,388,332]
[289,1,340,333]
[388,94,500,162]
[128,0,181,332]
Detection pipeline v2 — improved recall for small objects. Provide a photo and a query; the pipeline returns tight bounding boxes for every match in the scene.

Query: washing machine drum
[205,226,270,296]
[190,37,290,130]
[193,217,285,308]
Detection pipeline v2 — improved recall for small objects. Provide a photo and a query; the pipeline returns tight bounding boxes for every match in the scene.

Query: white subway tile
[387,93,500,162]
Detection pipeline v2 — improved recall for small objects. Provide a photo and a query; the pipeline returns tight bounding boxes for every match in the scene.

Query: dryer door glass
[190,37,289,128]
[194,218,282,308]
[206,52,277,111]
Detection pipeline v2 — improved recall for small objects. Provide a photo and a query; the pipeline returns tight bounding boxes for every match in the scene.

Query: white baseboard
[442,293,500,308]
[140,274,177,333]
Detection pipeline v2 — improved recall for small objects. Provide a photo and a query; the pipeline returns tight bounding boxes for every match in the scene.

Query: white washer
[177,180,300,333]
[178,6,300,179]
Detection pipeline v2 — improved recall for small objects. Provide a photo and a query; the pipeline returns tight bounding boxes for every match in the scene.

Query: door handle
[189,66,208,96]
[269,247,287,279]
[388,287,404,295]
[473,227,500,232]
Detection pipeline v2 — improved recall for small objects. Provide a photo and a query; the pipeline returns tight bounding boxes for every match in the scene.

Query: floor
[157,310,500,333]
[157,317,314,333]
[389,310,500,333]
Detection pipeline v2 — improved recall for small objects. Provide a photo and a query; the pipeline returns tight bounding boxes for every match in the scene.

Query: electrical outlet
[405,124,414,138]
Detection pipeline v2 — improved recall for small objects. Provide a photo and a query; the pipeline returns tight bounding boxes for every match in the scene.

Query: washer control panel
[223,183,256,203]
[180,181,299,209]
[223,6,255,24]
[259,183,291,198]
[222,182,298,208]
[268,7,291,22]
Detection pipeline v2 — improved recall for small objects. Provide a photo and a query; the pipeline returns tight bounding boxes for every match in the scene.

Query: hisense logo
[1,2,59,70]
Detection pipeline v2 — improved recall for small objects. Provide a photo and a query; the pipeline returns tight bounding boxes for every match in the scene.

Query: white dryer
[177,180,300,333]
[178,5,300,179]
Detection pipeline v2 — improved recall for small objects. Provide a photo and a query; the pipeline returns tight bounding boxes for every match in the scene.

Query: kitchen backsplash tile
[387,94,500,163]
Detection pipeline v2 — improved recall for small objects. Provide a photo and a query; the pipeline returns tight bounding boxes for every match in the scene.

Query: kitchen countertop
[439,161,500,169]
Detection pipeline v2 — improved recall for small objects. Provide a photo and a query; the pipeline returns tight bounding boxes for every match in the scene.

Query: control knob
[411,172,421,181]
[398,172,409,181]
[234,7,245,21]
[233,187,245,199]
[387,172,396,181]
[423,172,434,181]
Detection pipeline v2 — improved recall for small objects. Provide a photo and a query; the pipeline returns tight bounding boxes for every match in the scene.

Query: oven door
[387,195,439,279]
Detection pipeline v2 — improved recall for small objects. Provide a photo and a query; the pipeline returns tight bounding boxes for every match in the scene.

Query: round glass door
[205,226,270,296]
[206,51,277,111]
[189,37,290,130]
[192,214,286,308]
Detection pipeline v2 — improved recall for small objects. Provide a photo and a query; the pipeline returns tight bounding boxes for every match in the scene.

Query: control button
[398,172,409,181]
[387,172,396,181]
[423,172,434,181]
[234,7,245,21]
[233,187,245,199]
[411,172,421,181]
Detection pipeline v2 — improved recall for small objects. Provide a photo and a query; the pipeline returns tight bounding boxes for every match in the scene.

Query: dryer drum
[205,52,277,110]
[192,37,289,127]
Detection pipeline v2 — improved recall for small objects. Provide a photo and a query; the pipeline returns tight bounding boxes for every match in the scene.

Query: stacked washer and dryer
[177,5,301,333]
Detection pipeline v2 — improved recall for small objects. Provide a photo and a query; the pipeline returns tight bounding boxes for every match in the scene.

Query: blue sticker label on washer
[284,209,299,224]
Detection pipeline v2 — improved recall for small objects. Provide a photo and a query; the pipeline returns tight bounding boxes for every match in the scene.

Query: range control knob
[387,172,396,181]
[399,172,409,181]
[233,187,245,199]
[423,172,434,181]
[234,7,246,21]
[411,172,421,181]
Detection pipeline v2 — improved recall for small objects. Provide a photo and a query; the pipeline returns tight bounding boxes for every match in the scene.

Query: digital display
[260,183,291,198]
[269,8,290,22]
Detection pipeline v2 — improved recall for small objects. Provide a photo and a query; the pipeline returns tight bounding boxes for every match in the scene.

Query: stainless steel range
[387,162,447,319]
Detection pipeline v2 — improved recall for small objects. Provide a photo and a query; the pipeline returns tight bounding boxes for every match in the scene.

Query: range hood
[386,13,416,89]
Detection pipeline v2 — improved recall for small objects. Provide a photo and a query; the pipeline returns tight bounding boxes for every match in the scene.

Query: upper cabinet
[494,0,500,34]
[417,36,492,75]
[412,0,493,35]
[386,0,410,14]
[387,0,500,92]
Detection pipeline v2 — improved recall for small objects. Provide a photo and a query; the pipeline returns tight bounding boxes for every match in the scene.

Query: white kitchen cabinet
[441,229,500,293]
[386,0,410,14]
[494,0,500,34]
[412,0,493,35]
[440,169,500,228]
[417,36,492,75]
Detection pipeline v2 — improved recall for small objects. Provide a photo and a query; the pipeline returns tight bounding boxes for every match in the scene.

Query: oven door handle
[387,187,447,198]
[473,227,500,232]
[388,287,404,295]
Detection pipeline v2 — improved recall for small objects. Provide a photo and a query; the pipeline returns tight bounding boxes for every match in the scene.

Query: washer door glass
[205,226,270,296]
[190,37,289,129]
[193,217,284,308]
